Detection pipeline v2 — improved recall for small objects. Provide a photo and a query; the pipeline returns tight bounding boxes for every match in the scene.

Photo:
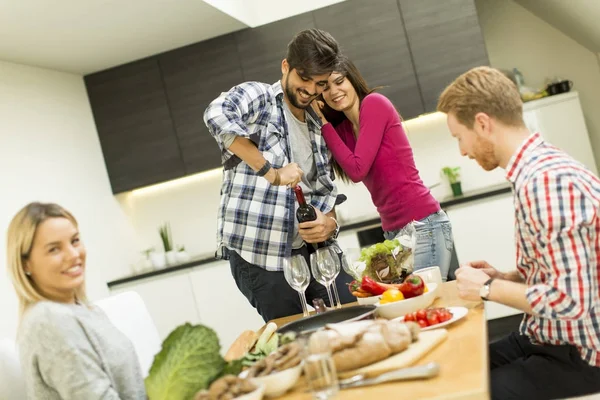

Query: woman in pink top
[311,57,455,280]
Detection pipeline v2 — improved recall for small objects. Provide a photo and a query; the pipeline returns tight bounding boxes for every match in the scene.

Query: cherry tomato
[416,309,428,321]
[418,319,428,328]
[404,313,415,322]
[427,313,440,326]
[439,310,452,322]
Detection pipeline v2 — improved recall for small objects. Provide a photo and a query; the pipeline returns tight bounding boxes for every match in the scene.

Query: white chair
[0,338,26,400]
[95,291,161,377]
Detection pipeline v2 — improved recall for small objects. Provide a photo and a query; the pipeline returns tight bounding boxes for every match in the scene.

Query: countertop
[340,182,512,232]
[107,183,512,289]
[263,281,489,400]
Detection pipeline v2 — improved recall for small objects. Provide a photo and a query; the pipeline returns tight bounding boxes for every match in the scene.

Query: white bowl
[240,362,302,398]
[236,382,266,400]
[356,295,382,305]
[413,267,443,299]
[413,266,443,287]
[375,283,438,319]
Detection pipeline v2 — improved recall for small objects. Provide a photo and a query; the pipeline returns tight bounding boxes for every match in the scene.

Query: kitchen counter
[106,253,217,288]
[261,281,489,400]
[107,183,512,289]
[340,182,512,232]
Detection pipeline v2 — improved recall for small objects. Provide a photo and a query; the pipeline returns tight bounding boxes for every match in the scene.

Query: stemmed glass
[283,255,311,317]
[310,247,341,309]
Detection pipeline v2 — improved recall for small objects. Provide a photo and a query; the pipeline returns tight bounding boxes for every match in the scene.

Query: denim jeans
[384,210,454,281]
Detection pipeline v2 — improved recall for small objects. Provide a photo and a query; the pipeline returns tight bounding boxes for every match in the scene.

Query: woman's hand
[310,100,328,125]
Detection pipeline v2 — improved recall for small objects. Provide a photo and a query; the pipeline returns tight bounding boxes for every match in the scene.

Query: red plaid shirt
[506,132,600,367]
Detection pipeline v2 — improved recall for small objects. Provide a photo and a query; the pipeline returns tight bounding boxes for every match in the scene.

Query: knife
[339,362,440,389]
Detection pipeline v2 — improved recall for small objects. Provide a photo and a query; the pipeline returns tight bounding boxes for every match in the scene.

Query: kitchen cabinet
[399,0,489,112]
[189,261,264,351]
[159,34,244,174]
[85,58,185,193]
[109,261,264,351]
[110,271,200,340]
[235,12,315,83]
[445,193,521,320]
[314,0,424,120]
[86,0,491,192]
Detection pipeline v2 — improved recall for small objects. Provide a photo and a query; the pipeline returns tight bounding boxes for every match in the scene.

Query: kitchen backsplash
[116,112,506,257]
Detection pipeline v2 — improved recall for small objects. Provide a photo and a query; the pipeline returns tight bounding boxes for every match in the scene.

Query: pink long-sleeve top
[321,93,440,232]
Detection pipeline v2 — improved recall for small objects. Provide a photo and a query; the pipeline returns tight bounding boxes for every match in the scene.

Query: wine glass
[283,255,311,317]
[310,247,340,309]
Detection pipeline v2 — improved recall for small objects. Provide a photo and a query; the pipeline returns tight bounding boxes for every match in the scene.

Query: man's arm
[204,83,302,187]
[228,137,302,187]
[457,173,598,320]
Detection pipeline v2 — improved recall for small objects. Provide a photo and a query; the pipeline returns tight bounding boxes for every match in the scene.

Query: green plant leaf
[145,323,225,400]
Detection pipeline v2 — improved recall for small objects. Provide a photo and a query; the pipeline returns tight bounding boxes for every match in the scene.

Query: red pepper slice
[360,276,387,295]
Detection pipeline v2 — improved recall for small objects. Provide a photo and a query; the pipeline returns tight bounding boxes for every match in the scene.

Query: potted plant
[145,246,166,270]
[442,166,463,197]
[159,223,177,265]
[175,245,190,263]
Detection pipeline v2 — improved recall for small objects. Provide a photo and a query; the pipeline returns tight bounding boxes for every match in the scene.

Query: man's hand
[310,100,328,125]
[455,265,491,301]
[462,260,505,280]
[299,208,336,243]
[266,163,303,187]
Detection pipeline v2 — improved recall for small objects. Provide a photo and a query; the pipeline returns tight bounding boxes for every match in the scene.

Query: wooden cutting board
[338,328,448,378]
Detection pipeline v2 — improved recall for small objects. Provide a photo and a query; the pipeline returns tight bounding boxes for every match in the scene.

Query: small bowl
[375,283,438,319]
[356,295,382,305]
[235,382,266,400]
[413,267,443,298]
[240,363,302,398]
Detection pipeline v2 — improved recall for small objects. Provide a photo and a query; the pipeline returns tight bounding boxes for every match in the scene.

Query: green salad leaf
[145,323,226,400]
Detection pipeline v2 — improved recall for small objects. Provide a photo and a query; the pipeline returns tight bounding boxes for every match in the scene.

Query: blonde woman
[7,202,146,399]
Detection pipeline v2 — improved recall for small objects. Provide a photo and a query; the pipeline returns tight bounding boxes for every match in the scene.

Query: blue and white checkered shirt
[204,81,338,271]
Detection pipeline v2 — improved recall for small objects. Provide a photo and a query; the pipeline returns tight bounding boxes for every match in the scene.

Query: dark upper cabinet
[235,12,315,83]
[314,0,425,120]
[399,0,489,112]
[158,33,244,174]
[85,58,185,193]
[86,1,490,192]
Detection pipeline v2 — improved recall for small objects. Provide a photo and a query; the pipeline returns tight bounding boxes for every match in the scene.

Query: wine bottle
[294,185,331,250]
[294,185,317,223]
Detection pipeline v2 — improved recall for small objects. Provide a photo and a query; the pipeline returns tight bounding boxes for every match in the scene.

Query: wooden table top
[267,281,490,400]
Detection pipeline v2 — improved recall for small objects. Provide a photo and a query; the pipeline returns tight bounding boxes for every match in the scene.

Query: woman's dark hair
[320,56,395,183]
[286,29,340,76]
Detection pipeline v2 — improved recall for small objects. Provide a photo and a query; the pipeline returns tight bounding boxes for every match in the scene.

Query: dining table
[262,281,491,400]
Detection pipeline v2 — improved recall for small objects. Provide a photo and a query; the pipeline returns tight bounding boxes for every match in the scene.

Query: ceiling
[514,0,600,53]
[0,0,346,75]
[0,0,247,75]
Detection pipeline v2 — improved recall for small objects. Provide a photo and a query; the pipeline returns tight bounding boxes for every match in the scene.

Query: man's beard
[284,76,313,109]
[475,137,498,171]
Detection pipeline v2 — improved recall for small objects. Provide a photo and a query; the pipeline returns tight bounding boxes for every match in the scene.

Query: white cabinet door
[189,261,264,352]
[336,230,361,251]
[110,271,200,340]
[445,194,522,320]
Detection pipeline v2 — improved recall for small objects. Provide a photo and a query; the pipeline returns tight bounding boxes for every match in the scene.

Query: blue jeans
[384,210,454,281]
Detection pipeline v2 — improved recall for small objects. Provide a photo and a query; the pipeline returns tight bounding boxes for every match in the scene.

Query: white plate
[393,306,468,331]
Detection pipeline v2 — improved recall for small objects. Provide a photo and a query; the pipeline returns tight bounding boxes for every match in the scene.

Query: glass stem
[299,290,309,317]
[325,285,334,309]
[331,283,342,309]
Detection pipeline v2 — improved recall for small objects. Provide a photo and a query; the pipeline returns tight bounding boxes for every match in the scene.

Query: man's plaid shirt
[508,132,600,366]
[204,81,338,271]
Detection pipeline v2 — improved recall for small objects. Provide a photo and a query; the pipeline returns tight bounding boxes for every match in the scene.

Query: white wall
[475,0,600,170]
[0,60,139,340]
